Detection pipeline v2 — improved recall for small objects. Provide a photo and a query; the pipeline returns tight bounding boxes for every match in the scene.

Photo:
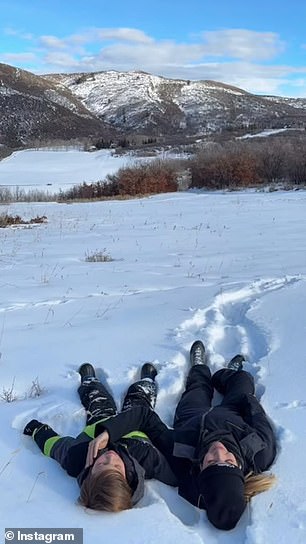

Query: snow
[0,149,140,193]
[263,96,306,110]
[0,148,182,194]
[237,128,290,139]
[54,72,246,134]
[1,188,306,544]
[60,71,165,120]
[44,90,79,114]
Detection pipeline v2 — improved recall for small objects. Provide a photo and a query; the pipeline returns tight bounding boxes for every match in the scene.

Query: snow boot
[78,363,97,384]
[190,340,207,366]
[227,354,245,372]
[141,362,158,381]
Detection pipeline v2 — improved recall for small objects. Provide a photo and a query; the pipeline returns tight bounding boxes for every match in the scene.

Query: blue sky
[1,0,306,97]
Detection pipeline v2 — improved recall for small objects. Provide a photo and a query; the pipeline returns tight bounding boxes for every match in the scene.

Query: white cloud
[39,36,68,49]
[34,27,283,64]
[200,29,284,61]
[32,27,285,76]
[2,26,305,96]
[43,52,81,69]
[0,52,37,63]
[4,27,33,40]
[35,28,154,53]
[96,42,204,66]
[95,28,153,44]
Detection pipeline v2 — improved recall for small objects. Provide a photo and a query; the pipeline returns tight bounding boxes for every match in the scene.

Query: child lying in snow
[23,362,177,511]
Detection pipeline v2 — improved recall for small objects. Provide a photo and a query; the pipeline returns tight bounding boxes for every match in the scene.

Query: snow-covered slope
[47,70,306,136]
[263,94,306,110]
[2,61,306,147]
[0,148,137,192]
[1,189,306,544]
[0,63,113,147]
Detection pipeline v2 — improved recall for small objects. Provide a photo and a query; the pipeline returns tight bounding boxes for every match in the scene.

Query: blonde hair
[244,472,277,502]
[79,468,133,512]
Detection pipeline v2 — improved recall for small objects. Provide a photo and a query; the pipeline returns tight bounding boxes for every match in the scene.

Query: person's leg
[78,379,117,425]
[173,365,213,429]
[212,368,255,409]
[121,365,158,411]
[121,379,158,410]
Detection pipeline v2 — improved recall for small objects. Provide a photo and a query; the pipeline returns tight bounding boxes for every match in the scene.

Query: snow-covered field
[0,149,141,193]
[1,190,306,544]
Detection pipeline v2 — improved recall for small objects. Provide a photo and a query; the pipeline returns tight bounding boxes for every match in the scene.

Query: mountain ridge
[1,62,306,148]
[45,69,306,138]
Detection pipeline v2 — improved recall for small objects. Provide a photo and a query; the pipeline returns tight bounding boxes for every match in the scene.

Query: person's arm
[24,419,68,457]
[23,419,87,477]
[130,441,178,486]
[241,394,277,471]
[100,406,173,449]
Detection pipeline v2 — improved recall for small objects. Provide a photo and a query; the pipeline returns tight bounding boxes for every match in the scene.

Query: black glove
[23,419,43,436]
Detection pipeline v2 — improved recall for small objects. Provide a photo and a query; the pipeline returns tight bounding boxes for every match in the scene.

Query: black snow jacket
[32,413,178,505]
[95,396,277,507]
[172,392,277,506]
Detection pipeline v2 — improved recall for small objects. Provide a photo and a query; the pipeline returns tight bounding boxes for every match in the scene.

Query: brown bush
[58,159,178,200]
[285,139,306,184]
[0,213,47,227]
[190,143,261,189]
[253,141,286,183]
[106,160,178,196]
[58,179,119,200]
[190,134,306,189]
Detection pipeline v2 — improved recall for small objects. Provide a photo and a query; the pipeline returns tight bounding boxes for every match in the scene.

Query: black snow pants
[173,365,255,429]
[78,374,158,425]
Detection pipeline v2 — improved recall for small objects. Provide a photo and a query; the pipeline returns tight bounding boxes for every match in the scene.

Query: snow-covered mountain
[47,70,306,137]
[0,63,113,147]
[2,62,306,148]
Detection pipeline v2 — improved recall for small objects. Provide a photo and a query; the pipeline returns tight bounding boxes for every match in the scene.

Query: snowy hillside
[1,190,306,544]
[2,61,306,146]
[0,63,110,147]
[47,70,306,135]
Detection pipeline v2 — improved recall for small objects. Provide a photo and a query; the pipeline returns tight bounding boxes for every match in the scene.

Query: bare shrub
[0,213,22,227]
[0,187,55,203]
[28,377,45,398]
[0,378,17,402]
[0,187,13,203]
[0,213,47,228]
[58,159,179,201]
[58,179,119,200]
[190,143,261,189]
[290,157,306,184]
[106,159,178,196]
[285,138,306,184]
[85,250,114,262]
[17,189,56,202]
[255,141,286,184]
[190,135,306,189]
